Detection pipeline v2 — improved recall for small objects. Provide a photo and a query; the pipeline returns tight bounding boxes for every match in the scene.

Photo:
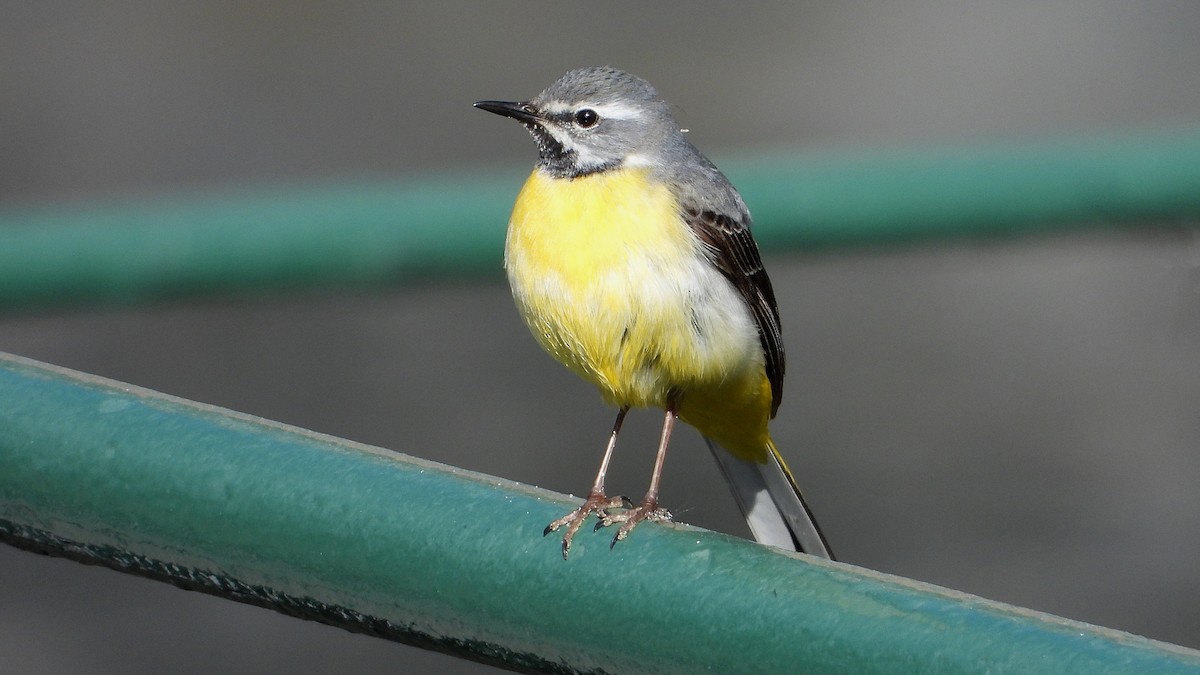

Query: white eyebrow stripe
[538,100,646,121]
[539,102,573,116]
[590,101,645,120]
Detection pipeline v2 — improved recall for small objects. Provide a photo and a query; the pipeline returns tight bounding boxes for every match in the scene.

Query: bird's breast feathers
[505,167,762,409]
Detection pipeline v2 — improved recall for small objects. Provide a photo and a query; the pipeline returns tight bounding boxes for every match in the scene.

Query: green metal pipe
[2,126,1200,310]
[2,352,1198,674]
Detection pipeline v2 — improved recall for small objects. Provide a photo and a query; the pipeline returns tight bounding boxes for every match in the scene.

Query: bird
[475,66,833,560]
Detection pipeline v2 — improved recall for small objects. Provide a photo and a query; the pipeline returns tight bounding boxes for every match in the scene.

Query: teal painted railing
[1,126,1199,310]
[3,353,1199,674]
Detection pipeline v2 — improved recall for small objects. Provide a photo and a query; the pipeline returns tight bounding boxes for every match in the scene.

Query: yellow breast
[504,167,766,430]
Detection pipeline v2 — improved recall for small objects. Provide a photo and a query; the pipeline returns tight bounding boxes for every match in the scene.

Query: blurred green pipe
[1,126,1199,309]
[3,352,1199,674]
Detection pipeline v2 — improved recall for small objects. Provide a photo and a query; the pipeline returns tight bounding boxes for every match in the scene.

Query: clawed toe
[587,500,672,548]
[545,492,673,557]
[545,492,629,558]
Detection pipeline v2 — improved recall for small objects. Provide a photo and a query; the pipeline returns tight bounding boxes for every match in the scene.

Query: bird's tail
[705,437,834,559]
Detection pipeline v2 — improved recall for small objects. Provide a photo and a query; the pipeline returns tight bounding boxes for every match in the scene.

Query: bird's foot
[545,492,632,559]
[595,499,673,549]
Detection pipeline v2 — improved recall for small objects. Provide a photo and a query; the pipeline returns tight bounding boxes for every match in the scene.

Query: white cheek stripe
[546,131,656,170]
[543,127,607,168]
[543,126,579,153]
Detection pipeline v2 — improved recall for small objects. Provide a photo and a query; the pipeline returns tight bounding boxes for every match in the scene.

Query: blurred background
[2,2,1199,673]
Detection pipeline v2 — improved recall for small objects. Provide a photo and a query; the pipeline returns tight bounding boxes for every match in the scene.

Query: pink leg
[597,403,677,548]
[544,407,631,558]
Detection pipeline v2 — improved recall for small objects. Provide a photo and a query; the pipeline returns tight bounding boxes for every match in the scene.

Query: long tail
[705,437,835,559]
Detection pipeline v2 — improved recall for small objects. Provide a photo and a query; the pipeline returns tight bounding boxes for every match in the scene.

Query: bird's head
[475,66,681,178]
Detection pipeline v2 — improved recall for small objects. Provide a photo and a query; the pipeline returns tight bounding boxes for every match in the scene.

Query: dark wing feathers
[684,207,785,417]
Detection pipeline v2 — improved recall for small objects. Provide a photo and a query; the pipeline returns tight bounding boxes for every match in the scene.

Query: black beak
[474,100,540,124]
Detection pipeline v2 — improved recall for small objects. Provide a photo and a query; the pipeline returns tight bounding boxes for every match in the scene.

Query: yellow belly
[504,168,774,457]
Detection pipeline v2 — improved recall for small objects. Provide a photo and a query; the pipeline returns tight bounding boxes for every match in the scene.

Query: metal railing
[2,126,1198,310]
[2,353,1198,674]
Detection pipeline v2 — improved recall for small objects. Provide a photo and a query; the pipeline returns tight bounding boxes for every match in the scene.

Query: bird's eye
[574,109,600,128]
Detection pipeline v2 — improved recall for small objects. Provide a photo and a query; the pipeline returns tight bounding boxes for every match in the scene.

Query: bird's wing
[684,207,785,416]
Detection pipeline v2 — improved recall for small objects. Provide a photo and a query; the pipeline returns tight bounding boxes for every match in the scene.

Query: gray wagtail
[476,66,832,560]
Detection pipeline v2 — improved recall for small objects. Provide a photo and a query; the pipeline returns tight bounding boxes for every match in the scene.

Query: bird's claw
[545,493,629,559]
[598,502,672,549]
